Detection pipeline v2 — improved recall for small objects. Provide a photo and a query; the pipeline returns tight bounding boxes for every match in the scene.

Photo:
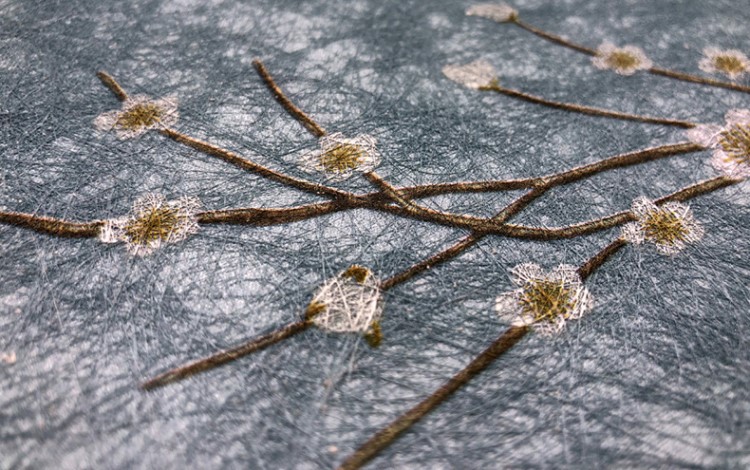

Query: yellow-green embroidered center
[342,265,371,284]
[714,55,746,76]
[124,206,181,246]
[719,123,750,165]
[116,103,163,130]
[605,51,639,70]
[642,209,689,246]
[519,280,574,323]
[319,143,365,173]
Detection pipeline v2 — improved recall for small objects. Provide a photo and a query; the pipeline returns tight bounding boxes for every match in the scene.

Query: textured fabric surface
[1,0,749,468]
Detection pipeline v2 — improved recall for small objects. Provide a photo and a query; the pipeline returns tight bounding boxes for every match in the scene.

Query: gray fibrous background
[1,0,749,468]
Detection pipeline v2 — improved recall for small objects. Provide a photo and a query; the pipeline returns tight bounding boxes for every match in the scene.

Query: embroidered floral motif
[306,265,383,336]
[621,197,704,255]
[699,47,750,80]
[99,193,201,256]
[495,264,592,335]
[301,133,380,181]
[94,94,179,139]
[592,42,653,75]
[686,109,750,179]
[442,60,498,90]
[466,3,518,23]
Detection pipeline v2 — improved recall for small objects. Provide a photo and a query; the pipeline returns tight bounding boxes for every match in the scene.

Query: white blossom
[98,193,201,256]
[592,42,653,76]
[466,3,518,23]
[94,94,179,139]
[442,60,498,90]
[621,197,704,255]
[699,47,750,80]
[495,263,592,336]
[300,133,380,181]
[306,265,383,335]
[686,109,750,179]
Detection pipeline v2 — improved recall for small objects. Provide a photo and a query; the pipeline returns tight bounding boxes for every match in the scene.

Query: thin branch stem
[253,58,328,138]
[159,128,360,203]
[339,230,649,469]
[196,203,346,226]
[647,67,750,95]
[578,238,627,280]
[364,171,423,211]
[0,211,103,238]
[336,325,530,470]
[1,144,707,246]
[95,71,358,204]
[512,18,597,55]
[380,188,545,290]
[481,83,697,128]
[140,320,312,391]
[500,175,738,240]
[510,18,750,94]
[96,71,129,101]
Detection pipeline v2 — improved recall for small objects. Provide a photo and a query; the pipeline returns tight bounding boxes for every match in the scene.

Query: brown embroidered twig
[578,238,627,280]
[480,82,697,128]
[140,320,311,391]
[0,211,103,238]
[252,59,434,215]
[96,71,359,204]
[337,232,636,469]
[336,325,530,470]
[158,128,359,202]
[508,17,750,94]
[253,59,328,138]
[499,175,738,240]
[0,143,708,246]
[96,71,129,102]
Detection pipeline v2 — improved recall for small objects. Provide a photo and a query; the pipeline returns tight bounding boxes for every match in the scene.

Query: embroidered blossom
[94,94,178,139]
[466,3,518,23]
[592,42,653,76]
[699,47,750,80]
[305,265,383,341]
[442,60,498,90]
[99,193,201,256]
[621,197,704,255]
[301,133,380,181]
[686,109,750,179]
[495,264,592,336]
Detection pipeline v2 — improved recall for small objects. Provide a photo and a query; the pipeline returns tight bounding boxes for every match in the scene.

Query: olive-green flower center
[606,51,639,70]
[719,123,750,165]
[116,103,163,130]
[642,209,689,246]
[342,265,371,284]
[124,206,181,246]
[714,55,746,75]
[519,280,574,323]
[319,143,365,173]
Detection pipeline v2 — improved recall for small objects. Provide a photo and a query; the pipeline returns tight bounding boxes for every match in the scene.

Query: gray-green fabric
[1,0,749,468]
